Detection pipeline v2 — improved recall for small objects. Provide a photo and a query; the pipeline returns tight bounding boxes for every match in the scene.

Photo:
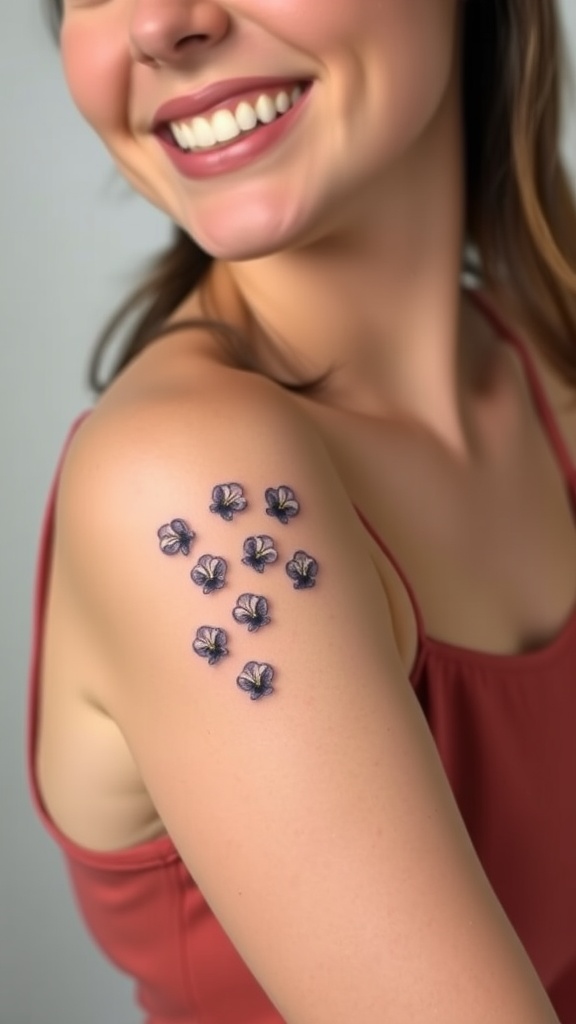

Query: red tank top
[27,298,576,1023]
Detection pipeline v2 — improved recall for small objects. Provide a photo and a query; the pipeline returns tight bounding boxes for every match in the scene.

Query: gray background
[1,4,575,1023]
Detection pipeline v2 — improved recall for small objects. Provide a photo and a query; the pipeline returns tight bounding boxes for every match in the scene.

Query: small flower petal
[236,661,275,699]
[191,554,227,594]
[232,593,271,632]
[192,625,229,665]
[285,550,318,590]
[210,483,248,521]
[241,534,279,572]
[158,519,195,555]
[265,486,300,524]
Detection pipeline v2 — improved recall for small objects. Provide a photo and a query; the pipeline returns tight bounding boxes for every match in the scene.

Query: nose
[130,0,231,67]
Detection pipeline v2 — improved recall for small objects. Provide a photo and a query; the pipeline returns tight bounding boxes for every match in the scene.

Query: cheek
[343,2,458,156]
[60,20,128,137]
[246,0,456,149]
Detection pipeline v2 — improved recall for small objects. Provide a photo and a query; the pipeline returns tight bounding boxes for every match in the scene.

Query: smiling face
[61,0,460,260]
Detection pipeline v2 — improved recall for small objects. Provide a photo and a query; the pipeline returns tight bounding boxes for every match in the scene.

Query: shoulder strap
[470,290,576,484]
[26,412,92,825]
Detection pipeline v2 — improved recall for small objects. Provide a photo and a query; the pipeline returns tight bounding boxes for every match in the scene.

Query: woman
[29,0,576,1021]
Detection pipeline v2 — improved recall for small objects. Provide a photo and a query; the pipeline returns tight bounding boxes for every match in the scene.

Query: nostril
[132,33,211,67]
[130,4,231,67]
[176,33,210,47]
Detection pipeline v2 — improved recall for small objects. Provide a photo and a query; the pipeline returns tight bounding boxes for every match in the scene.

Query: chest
[307,362,576,664]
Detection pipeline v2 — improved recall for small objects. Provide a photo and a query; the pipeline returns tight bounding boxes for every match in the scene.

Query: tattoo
[237,661,275,700]
[286,550,318,590]
[241,535,278,573]
[210,483,248,521]
[157,519,195,556]
[232,593,271,632]
[265,486,300,524]
[191,554,228,594]
[193,626,229,665]
[159,484,315,696]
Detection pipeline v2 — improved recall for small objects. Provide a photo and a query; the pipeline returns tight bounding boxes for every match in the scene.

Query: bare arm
[58,375,558,1024]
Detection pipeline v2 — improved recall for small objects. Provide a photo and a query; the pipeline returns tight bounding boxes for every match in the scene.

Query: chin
[191,232,287,263]
[174,185,319,261]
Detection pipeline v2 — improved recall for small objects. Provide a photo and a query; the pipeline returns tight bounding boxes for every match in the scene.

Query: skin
[61,0,471,446]
[38,1,570,1020]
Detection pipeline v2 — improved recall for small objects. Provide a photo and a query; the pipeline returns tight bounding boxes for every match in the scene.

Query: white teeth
[171,122,190,149]
[169,84,307,152]
[212,108,241,143]
[180,122,197,149]
[254,93,277,124]
[235,100,258,132]
[192,116,216,148]
[275,91,290,114]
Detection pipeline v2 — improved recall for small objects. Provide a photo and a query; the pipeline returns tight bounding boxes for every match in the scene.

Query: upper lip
[152,76,309,129]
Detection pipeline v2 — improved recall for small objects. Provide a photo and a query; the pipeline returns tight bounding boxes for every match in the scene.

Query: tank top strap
[469,289,576,485]
[27,411,92,815]
[31,412,92,621]
[354,291,576,660]
[353,504,428,653]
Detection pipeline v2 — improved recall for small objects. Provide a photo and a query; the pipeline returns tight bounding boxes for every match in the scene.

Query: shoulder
[55,352,394,673]
[58,354,350,544]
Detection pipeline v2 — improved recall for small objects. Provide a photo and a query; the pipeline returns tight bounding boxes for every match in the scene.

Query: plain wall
[1,4,575,1023]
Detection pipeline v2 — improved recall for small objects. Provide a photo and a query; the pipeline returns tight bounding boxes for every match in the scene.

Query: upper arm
[57,383,556,1024]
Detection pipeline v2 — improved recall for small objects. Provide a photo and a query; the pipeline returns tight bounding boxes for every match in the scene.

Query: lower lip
[157,85,313,180]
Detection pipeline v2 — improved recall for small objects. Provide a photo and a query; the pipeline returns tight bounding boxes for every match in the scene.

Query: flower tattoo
[192,626,229,665]
[191,554,228,594]
[157,519,195,556]
[210,483,248,521]
[232,593,271,632]
[265,485,300,524]
[241,535,278,573]
[237,661,275,700]
[286,550,318,590]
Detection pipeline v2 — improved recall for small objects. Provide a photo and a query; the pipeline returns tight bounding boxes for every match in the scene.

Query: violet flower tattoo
[232,593,271,632]
[191,554,228,594]
[157,519,195,556]
[236,661,275,700]
[265,485,300,524]
[210,483,248,521]
[286,550,318,590]
[193,626,229,665]
[241,535,278,573]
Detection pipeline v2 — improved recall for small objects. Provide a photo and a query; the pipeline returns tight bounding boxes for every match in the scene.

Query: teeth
[169,85,306,153]
[171,122,190,149]
[275,91,290,114]
[212,108,241,144]
[192,116,216,148]
[254,94,277,124]
[235,100,258,132]
[180,122,196,148]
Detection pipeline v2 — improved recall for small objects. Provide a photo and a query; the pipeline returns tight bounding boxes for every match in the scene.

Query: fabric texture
[27,295,576,1022]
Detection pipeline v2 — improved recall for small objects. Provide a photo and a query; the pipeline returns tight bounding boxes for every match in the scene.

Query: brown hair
[47,0,576,391]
